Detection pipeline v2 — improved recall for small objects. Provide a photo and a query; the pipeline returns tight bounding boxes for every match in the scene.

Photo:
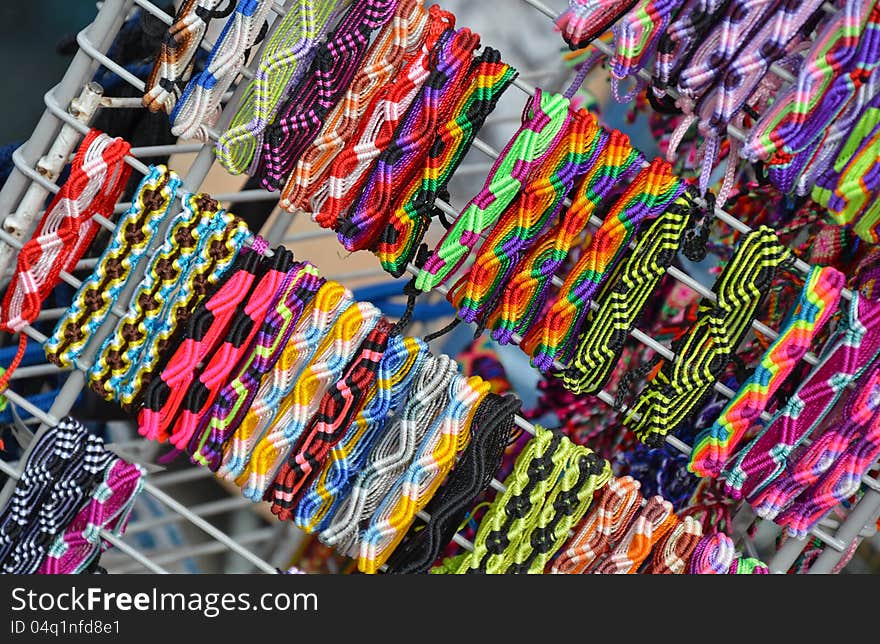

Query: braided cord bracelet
[338,26,481,252]
[37,459,144,575]
[751,362,880,523]
[320,354,458,556]
[4,433,115,574]
[745,0,866,163]
[563,197,694,395]
[119,208,251,408]
[643,515,703,574]
[415,89,572,293]
[386,393,519,574]
[143,0,233,114]
[675,0,777,104]
[279,0,428,211]
[177,248,295,455]
[0,130,131,389]
[450,109,603,326]
[87,192,225,402]
[784,2,880,157]
[556,0,637,50]
[0,420,90,565]
[689,265,845,478]
[376,48,517,278]
[491,129,642,344]
[358,374,490,573]
[257,0,399,191]
[171,0,277,141]
[510,448,611,574]
[609,0,682,102]
[195,262,323,471]
[238,301,380,501]
[776,392,880,537]
[593,495,676,574]
[294,335,428,533]
[652,0,728,98]
[551,475,643,574]
[218,282,353,482]
[443,426,573,574]
[45,166,178,369]
[267,319,393,519]
[215,0,347,175]
[312,9,453,226]
[729,556,769,574]
[625,226,791,446]
[138,251,264,443]
[521,157,684,372]
[724,291,880,500]
[687,532,736,574]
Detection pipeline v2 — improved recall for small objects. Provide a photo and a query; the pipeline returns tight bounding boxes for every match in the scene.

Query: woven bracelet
[625,226,792,446]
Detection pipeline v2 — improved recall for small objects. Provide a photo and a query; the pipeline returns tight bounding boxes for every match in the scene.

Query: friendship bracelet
[724,291,880,500]
[784,2,880,157]
[450,109,602,326]
[319,354,458,556]
[729,556,769,574]
[44,166,178,369]
[491,129,642,344]
[171,0,277,141]
[643,515,703,574]
[676,0,778,105]
[0,420,89,565]
[215,0,346,175]
[626,226,791,446]
[217,282,353,482]
[358,374,490,573]
[416,89,573,293]
[551,475,642,574]
[195,262,324,472]
[257,0,399,191]
[563,196,695,395]
[687,532,735,574]
[87,190,219,402]
[119,207,251,408]
[312,9,453,227]
[593,495,676,574]
[610,0,681,102]
[37,458,143,575]
[689,265,845,478]
[143,0,234,114]
[338,26,480,252]
[279,0,429,211]
[294,335,428,533]
[375,49,516,278]
[177,248,295,455]
[267,319,393,519]
[776,397,880,538]
[521,157,684,372]
[138,251,264,444]
[4,433,114,574]
[751,362,880,524]
[445,426,573,574]
[0,130,131,389]
[829,121,880,241]
[556,0,636,50]
[510,448,611,574]
[386,393,519,574]
[238,301,381,501]
[652,0,728,99]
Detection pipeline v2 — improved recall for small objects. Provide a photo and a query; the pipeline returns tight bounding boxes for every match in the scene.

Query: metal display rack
[0,0,878,574]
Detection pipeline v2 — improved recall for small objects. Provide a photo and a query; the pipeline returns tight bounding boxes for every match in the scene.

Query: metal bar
[808,488,880,573]
[124,496,258,535]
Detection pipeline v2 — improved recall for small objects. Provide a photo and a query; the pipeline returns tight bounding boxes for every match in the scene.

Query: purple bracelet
[257,0,399,190]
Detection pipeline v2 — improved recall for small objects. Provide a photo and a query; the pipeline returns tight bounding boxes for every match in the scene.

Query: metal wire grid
[0,0,875,574]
